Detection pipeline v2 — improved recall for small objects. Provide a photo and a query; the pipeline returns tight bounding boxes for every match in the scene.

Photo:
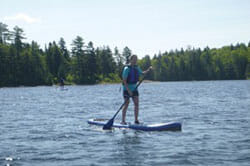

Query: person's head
[130,55,137,66]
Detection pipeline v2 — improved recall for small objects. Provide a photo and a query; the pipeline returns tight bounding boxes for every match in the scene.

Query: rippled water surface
[0,80,250,166]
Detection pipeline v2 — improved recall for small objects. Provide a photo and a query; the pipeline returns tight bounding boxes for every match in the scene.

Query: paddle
[103,74,147,130]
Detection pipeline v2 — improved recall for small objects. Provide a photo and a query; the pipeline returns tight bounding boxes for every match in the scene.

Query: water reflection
[115,130,144,166]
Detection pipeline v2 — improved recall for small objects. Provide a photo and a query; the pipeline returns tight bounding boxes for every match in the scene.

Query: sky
[1,0,250,57]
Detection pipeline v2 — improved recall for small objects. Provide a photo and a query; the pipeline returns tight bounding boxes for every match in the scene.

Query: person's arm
[142,66,153,75]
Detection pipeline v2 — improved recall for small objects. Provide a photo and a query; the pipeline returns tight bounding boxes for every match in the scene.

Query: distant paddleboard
[60,88,68,91]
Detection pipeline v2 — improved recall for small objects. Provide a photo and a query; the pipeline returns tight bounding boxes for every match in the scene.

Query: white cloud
[4,13,40,23]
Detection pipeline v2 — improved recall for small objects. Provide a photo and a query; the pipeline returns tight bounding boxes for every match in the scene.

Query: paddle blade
[103,118,114,130]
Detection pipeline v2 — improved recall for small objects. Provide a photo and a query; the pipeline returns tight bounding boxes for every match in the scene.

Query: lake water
[0,80,250,166]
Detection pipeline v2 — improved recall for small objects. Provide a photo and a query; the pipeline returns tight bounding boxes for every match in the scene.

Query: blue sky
[1,0,250,57]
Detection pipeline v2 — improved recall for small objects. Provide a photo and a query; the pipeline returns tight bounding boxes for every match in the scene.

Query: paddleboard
[88,118,181,131]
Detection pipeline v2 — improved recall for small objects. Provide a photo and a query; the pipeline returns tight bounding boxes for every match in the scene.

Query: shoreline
[0,79,249,88]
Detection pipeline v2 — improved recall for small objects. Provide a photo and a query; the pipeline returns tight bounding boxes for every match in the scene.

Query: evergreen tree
[113,47,125,79]
[59,37,70,61]
[97,46,116,77]
[85,41,98,83]
[122,46,132,64]
[0,22,10,44]
[11,26,26,55]
[71,36,86,83]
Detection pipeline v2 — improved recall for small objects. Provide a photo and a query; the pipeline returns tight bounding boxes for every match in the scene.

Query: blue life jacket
[127,66,139,84]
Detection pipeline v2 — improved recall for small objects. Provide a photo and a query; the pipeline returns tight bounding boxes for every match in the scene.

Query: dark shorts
[123,90,139,99]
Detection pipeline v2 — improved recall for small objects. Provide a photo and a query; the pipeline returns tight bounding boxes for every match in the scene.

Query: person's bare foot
[135,120,140,124]
[121,121,127,125]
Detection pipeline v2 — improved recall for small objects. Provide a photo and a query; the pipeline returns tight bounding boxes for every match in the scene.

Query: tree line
[0,22,250,87]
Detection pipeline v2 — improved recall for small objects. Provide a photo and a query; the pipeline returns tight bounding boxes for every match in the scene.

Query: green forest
[0,22,250,87]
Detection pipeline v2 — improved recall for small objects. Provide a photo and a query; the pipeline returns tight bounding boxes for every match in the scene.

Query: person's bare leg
[132,96,139,123]
[122,98,129,124]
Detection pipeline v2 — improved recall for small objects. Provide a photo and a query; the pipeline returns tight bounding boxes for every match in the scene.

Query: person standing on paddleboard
[121,55,152,125]
[59,77,65,88]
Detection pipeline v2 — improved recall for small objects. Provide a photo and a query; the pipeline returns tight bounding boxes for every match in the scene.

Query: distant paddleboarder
[59,77,65,89]
[121,55,152,124]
